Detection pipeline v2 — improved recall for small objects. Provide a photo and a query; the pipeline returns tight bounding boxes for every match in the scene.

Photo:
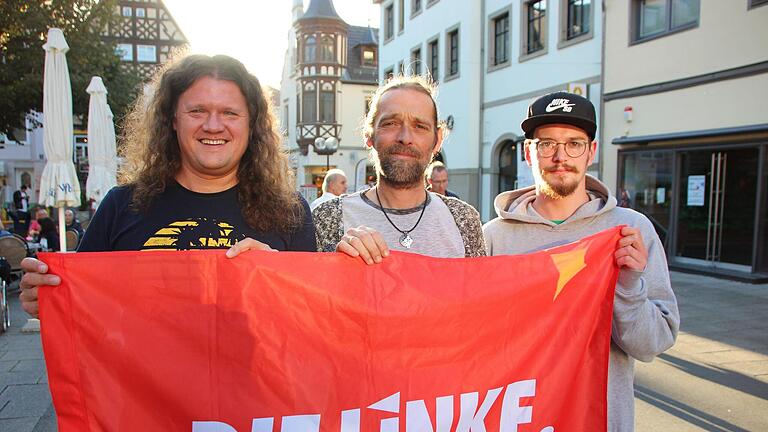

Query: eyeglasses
[531,138,590,158]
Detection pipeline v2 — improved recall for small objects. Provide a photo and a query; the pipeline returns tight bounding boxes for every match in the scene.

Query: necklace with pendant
[375,187,428,249]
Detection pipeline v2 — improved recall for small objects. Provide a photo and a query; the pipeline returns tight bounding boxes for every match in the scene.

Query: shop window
[619,151,673,248]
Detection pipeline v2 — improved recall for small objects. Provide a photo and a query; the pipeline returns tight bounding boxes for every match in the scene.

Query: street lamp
[313,136,339,171]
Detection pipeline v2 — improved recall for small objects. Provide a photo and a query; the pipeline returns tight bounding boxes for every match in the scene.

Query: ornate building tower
[294,0,349,155]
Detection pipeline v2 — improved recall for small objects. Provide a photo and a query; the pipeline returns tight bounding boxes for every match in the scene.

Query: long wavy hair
[119,54,303,232]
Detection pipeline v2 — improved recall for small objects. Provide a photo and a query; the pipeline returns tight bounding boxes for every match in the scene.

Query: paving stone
[31,403,57,432]
[0,384,52,418]
[0,349,44,361]
[0,370,45,386]
[11,360,46,373]
[0,416,39,432]
[0,361,17,372]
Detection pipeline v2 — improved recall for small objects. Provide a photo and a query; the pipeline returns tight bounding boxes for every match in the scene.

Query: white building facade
[280,0,379,199]
[374,0,602,220]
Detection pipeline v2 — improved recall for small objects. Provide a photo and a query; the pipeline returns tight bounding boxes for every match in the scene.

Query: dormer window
[362,47,376,67]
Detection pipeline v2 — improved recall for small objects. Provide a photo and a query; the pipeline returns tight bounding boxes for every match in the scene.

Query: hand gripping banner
[39,227,621,432]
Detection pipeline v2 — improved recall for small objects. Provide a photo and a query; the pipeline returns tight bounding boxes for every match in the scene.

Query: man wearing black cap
[483,91,679,431]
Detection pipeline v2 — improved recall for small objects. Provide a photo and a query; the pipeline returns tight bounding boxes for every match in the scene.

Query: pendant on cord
[399,232,413,249]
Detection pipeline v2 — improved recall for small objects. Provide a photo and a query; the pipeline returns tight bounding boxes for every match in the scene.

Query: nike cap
[521,91,597,141]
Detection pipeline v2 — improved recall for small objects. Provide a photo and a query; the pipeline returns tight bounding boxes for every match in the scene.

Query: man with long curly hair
[19,54,316,317]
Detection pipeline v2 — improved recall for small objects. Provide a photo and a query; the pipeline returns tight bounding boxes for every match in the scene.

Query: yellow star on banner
[549,241,592,300]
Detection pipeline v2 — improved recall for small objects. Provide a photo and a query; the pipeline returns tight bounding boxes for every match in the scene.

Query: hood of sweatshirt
[493,175,617,226]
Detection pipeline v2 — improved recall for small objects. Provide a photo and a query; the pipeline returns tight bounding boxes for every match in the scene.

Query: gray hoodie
[483,175,679,432]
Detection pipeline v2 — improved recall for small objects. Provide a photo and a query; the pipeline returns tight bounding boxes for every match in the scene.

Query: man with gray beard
[313,76,485,261]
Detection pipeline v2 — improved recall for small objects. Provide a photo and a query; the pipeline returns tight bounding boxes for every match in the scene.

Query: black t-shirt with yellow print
[78,182,316,252]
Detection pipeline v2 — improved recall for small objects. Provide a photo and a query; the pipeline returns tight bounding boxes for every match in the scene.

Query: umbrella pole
[58,207,67,253]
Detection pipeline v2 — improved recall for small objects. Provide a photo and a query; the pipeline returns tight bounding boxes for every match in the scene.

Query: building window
[428,39,439,81]
[525,1,547,55]
[304,36,316,62]
[319,36,335,62]
[362,48,376,67]
[633,0,699,42]
[302,89,316,123]
[116,43,133,61]
[411,47,422,75]
[136,45,156,62]
[398,0,405,32]
[121,6,132,17]
[135,7,146,18]
[565,0,591,39]
[385,5,394,40]
[447,28,459,77]
[492,13,510,66]
[320,88,335,123]
[384,67,395,80]
[412,0,422,16]
[750,0,768,8]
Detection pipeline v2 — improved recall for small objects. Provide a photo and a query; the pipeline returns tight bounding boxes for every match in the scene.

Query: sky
[163,0,380,89]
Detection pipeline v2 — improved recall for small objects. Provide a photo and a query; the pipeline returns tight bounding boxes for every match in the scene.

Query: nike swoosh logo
[545,103,576,112]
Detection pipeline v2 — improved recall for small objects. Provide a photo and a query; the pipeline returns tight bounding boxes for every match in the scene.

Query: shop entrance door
[674,147,758,271]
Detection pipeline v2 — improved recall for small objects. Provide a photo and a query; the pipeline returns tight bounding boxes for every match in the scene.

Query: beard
[375,143,432,189]
[535,164,582,199]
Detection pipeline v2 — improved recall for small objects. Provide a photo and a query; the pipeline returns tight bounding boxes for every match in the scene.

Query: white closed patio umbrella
[85,76,117,207]
[38,28,80,252]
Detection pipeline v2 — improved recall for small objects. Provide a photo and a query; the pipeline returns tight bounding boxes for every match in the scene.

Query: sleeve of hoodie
[612,215,680,362]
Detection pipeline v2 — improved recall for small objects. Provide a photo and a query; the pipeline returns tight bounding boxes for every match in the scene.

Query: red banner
[39,227,621,432]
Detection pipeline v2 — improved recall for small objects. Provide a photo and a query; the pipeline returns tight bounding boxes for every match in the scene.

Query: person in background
[0,219,13,238]
[426,161,459,198]
[37,217,60,252]
[27,208,49,240]
[11,185,30,236]
[310,169,347,211]
[64,209,85,239]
